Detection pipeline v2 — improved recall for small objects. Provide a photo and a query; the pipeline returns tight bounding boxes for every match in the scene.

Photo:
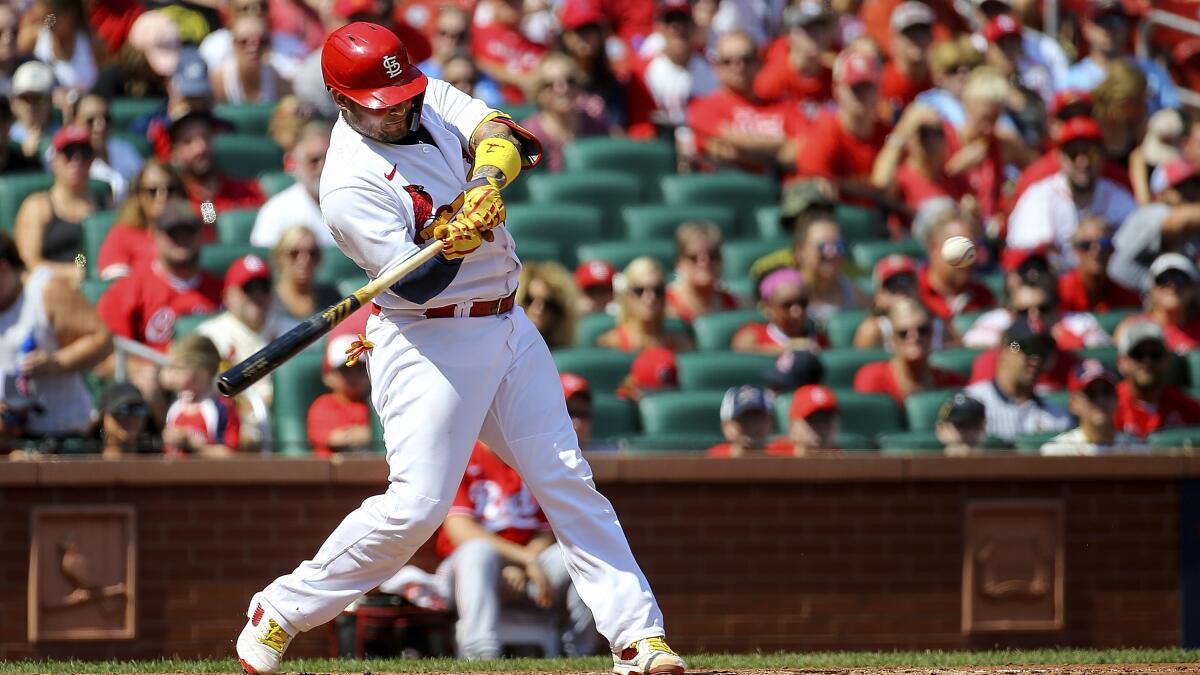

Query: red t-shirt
[686,88,789,171]
[665,285,740,324]
[435,443,550,559]
[969,347,1079,391]
[1125,313,1200,355]
[97,224,155,280]
[470,23,547,103]
[1056,271,1143,313]
[598,0,655,47]
[943,124,1004,220]
[96,262,223,351]
[880,61,931,112]
[852,360,966,405]
[754,39,833,103]
[916,266,996,320]
[307,392,371,458]
[185,174,265,220]
[731,321,828,350]
[895,163,970,210]
[88,0,144,54]
[163,393,240,456]
[707,439,796,457]
[1011,151,1133,207]
[789,109,890,185]
[1113,380,1200,438]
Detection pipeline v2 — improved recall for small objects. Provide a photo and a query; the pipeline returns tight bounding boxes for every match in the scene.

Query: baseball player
[235,23,686,675]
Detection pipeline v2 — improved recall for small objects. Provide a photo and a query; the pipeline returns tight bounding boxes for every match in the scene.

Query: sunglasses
[817,240,846,258]
[1061,142,1099,159]
[1129,346,1166,363]
[140,185,176,198]
[110,402,148,418]
[918,125,944,141]
[897,324,933,340]
[684,249,721,263]
[718,54,757,66]
[242,278,273,296]
[162,224,201,240]
[62,145,94,160]
[1015,340,1053,358]
[287,247,321,260]
[773,296,808,309]
[524,294,564,313]
[81,114,110,127]
[882,274,917,293]
[1073,237,1113,253]
[632,284,665,297]
[1017,303,1056,316]
[567,405,593,420]
[1155,271,1195,289]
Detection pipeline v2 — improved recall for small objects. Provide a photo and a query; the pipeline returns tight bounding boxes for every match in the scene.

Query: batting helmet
[322,22,428,131]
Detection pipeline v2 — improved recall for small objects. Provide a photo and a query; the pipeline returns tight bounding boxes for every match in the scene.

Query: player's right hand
[434,221,483,260]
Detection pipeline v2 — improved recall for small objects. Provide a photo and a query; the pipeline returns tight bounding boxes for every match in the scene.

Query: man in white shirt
[250,121,335,248]
[641,1,717,127]
[1041,359,1146,455]
[1006,115,1135,269]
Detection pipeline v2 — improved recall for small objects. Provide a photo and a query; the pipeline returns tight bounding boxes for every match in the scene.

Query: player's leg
[445,538,506,659]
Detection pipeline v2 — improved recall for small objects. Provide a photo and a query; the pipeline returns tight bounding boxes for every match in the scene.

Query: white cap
[12,61,54,96]
[325,333,362,370]
[1149,252,1200,285]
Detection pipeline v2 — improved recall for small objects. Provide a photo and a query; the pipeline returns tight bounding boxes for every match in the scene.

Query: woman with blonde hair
[211,15,290,104]
[852,298,966,405]
[97,159,185,280]
[599,257,695,352]
[517,260,580,349]
[666,221,738,323]
[271,225,340,332]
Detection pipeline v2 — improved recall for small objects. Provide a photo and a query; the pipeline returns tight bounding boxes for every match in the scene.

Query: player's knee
[381,484,449,540]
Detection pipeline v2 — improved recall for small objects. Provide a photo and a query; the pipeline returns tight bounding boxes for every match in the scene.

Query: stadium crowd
[2,0,1200,461]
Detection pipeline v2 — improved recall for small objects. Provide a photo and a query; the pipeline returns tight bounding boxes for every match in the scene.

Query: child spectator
[1041,359,1146,455]
[855,254,957,350]
[598,257,694,352]
[853,298,966,405]
[666,222,738,323]
[1113,254,1200,355]
[1113,321,1200,439]
[307,334,372,457]
[707,385,776,457]
[777,383,840,455]
[732,268,825,355]
[617,347,679,402]
[517,261,579,350]
[160,334,239,457]
[934,391,987,456]
[95,383,155,458]
[98,159,185,280]
[574,260,615,316]
[1056,215,1141,313]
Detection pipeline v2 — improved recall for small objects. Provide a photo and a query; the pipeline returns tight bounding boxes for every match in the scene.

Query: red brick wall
[0,456,1186,659]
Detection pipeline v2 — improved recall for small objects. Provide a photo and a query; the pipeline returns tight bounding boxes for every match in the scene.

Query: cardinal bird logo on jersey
[403,184,434,227]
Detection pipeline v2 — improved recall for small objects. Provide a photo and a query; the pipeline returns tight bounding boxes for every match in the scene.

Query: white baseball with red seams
[235,76,675,671]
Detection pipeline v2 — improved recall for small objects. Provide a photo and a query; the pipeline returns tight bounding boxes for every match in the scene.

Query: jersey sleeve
[96,276,138,339]
[1005,184,1056,249]
[322,183,417,281]
[424,77,496,151]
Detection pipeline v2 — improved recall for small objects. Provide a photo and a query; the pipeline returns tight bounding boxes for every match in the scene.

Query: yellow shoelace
[257,619,291,654]
[640,637,677,655]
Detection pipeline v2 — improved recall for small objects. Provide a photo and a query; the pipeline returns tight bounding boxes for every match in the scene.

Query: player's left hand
[460,177,505,234]
[434,221,484,260]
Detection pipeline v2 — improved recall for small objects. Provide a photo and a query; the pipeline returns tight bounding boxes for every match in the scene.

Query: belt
[372,291,517,319]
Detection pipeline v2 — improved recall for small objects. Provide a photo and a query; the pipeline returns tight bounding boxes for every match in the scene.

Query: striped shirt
[963,380,1072,442]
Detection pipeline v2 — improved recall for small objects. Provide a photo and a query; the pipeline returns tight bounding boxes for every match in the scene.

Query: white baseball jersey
[1005,173,1136,269]
[320,78,520,312]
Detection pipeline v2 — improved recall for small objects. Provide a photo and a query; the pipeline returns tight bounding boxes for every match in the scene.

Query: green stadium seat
[0,173,112,231]
[507,203,603,266]
[692,308,764,350]
[850,238,925,271]
[81,210,119,279]
[593,393,639,441]
[576,239,675,272]
[820,347,890,387]
[316,247,365,287]
[639,390,725,436]
[214,102,276,135]
[111,131,151,158]
[676,351,775,390]
[834,431,876,451]
[619,433,719,454]
[979,272,1005,300]
[80,278,112,305]
[199,243,270,278]
[952,310,988,335]
[573,313,616,347]
[562,138,675,201]
[725,277,755,302]
[755,205,783,239]
[110,97,164,131]
[258,171,295,197]
[272,348,326,455]
[835,204,888,243]
[1041,391,1072,420]
[1191,352,1200,391]
[1148,426,1200,450]
[527,171,642,236]
[623,204,737,240]
[1095,308,1138,336]
[1014,431,1064,453]
[904,389,957,431]
[1168,353,1191,388]
[723,238,789,281]
[215,208,259,244]
[502,103,537,122]
[552,348,636,393]
[515,238,562,264]
[877,430,945,453]
[825,308,871,348]
[174,311,217,339]
[212,133,284,179]
[929,348,982,380]
[1073,346,1118,374]
[660,172,778,234]
[773,389,902,439]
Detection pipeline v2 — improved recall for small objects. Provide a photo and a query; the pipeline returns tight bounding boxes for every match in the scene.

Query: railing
[1137,8,1200,109]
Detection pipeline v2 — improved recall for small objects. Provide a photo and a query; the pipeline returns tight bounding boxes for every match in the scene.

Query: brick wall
[0,455,1190,659]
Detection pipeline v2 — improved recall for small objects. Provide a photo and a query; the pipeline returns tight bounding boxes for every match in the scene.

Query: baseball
[941,236,976,268]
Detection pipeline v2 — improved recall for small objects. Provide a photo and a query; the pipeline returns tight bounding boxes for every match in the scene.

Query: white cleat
[236,594,294,675]
[612,636,688,675]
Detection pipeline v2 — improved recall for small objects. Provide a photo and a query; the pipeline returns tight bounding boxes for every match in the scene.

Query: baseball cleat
[612,636,687,675]
[236,594,293,675]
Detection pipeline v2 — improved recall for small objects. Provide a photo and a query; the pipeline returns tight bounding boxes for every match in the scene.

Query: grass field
[2,649,1197,674]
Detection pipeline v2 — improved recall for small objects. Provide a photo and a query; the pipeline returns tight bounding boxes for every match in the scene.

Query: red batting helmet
[322,22,428,130]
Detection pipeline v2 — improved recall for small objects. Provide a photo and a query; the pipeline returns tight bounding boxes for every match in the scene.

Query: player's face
[340,95,417,144]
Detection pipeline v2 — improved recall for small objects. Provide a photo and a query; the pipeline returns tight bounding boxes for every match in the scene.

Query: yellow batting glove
[434,221,483,260]
[460,177,506,234]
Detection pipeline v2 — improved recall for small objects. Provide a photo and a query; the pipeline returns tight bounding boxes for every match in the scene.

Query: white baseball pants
[258,308,666,651]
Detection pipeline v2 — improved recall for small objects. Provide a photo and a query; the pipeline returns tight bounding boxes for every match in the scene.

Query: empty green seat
[258,171,295,197]
[904,389,957,431]
[620,433,719,454]
[835,204,888,243]
[271,348,326,455]
[81,210,119,279]
[316,247,366,287]
[929,348,982,380]
[639,390,725,435]
[833,431,875,451]
[877,430,946,453]
[692,308,765,350]
[723,238,789,281]
[724,277,755,302]
[1095,308,1137,336]
[825,308,871,348]
[820,347,889,388]
[1168,353,1191,388]
[174,311,217,339]
[515,238,562,264]
[576,239,675,272]
[80,278,112,305]
[110,97,165,131]
[622,204,737,240]
[563,138,675,201]
[0,172,52,231]
[552,348,636,393]
[212,133,284,179]
[574,313,616,347]
[528,171,642,236]
[507,203,603,266]
[1191,352,1200,391]
[676,351,775,390]
[199,243,270,279]
[215,208,259,244]
[773,389,902,438]
[502,103,537,123]
[1014,431,1064,453]
[660,172,778,233]
[1148,426,1200,450]
[850,238,925,271]
[755,205,783,239]
[214,102,276,135]
[593,393,639,441]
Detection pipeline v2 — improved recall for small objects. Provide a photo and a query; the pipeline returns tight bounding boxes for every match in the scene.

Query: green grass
[2,649,1196,674]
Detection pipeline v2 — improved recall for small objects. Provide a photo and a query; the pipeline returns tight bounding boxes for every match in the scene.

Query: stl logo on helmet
[382,54,403,79]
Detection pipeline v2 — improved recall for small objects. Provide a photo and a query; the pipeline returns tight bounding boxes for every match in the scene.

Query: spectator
[470,0,547,104]
[1006,116,1135,268]
[30,0,98,95]
[963,317,1073,442]
[964,260,1109,351]
[0,230,111,440]
[753,0,835,103]
[251,120,332,248]
[762,347,825,394]
[97,199,223,353]
[560,372,614,452]
[598,257,694,352]
[211,15,292,104]
[265,94,321,154]
[616,347,679,402]
[1130,108,1184,205]
[981,14,1051,104]
[62,94,143,204]
[732,268,824,354]
[1109,158,1200,293]
[1114,254,1200,355]
[639,0,716,128]
[1091,59,1148,181]
[881,2,934,113]
[934,390,987,456]
[139,47,218,144]
[966,0,1068,89]
[441,51,501,108]
[0,99,41,174]
[13,126,100,282]
[855,254,957,350]
[519,54,609,173]
[574,260,615,316]
[307,333,371,457]
[98,159,185,281]
[976,21,1045,151]
[0,5,18,96]
[853,298,966,405]
[1061,0,1179,114]
[1112,320,1200,438]
[915,208,994,320]
[748,182,838,278]
[93,9,177,99]
[168,108,266,216]
[780,383,840,455]
[557,1,627,128]
[95,383,155,458]
[517,261,579,350]
[666,222,739,323]
[913,35,983,131]
[270,226,341,332]
[419,6,471,80]
[1041,359,1145,455]
[686,29,787,173]
[710,0,785,46]
[793,216,867,327]
[1057,215,1141,313]
[706,385,776,457]
[871,104,970,214]
[198,0,307,84]
[160,333,239,457]
[9,60,57,159]
[951,67,1030,220]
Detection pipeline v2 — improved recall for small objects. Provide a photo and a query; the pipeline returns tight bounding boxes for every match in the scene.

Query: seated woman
[211,15,291,104]
[854,254,958,350]
[270,225,342,333]
[598,256,694,352]
[97,159,184,280]
[731,268,825,355]
[793,216,868,329]
[853,298,967,406]
[518,53,610,173]
[516,260,580,350]
[665,221,739,323]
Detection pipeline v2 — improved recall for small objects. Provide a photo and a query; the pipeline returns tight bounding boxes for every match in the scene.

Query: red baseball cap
[835,49,880,86]
[983,14,1021,43]
[575,260,615,289]
[224,254,272,292]
[873,254,917,290]
[1068,358,1117,393]
[561,0,605,30]
[630,347,678,390]
[1000,244,1051,272]
[560,372,591,400]
[1050,90,1093,119]
[789,384,838,420]
[1150,158,1200,196]
[1057,116,1103,146]
[51,126,91,153]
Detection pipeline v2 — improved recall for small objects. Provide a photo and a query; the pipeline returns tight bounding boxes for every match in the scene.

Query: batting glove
[459,177,506,234]
[434,221,483,260]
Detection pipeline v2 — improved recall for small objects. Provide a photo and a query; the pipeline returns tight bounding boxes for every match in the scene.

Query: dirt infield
[89,668,1199,675]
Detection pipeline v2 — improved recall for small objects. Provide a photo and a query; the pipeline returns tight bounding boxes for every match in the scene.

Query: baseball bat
[216,191,466,398]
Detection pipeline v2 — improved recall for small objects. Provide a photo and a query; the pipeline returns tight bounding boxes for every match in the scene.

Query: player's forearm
[469,120,521,188]
[390,252,462,304]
